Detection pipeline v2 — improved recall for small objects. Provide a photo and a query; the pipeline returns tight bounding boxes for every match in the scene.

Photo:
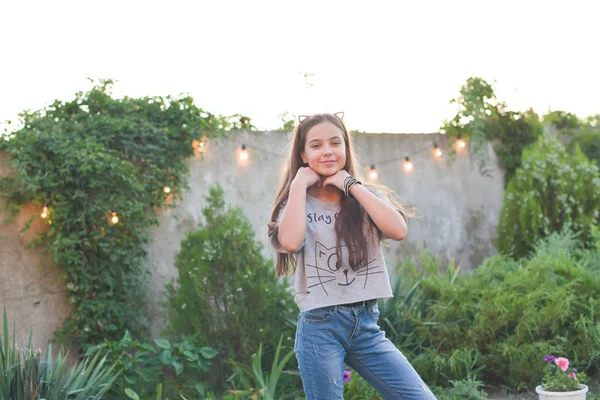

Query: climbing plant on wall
[0,79,248,350]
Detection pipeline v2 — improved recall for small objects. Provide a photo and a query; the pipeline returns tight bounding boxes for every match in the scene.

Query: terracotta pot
[535,384,588,400]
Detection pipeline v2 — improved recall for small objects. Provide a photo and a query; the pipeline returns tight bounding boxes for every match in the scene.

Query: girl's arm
[277,168,320,252]
[322,170,407,240]
[350,184,407,240]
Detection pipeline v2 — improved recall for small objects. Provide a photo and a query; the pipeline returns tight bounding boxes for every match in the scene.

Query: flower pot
[535,384,588,400]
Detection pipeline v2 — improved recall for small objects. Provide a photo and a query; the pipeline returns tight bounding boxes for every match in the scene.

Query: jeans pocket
[302,307,334,323]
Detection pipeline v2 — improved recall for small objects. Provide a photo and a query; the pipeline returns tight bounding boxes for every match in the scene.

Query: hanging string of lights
[38,134,467,223]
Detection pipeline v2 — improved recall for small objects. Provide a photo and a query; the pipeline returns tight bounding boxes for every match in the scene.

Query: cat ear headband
[298,112,344,123]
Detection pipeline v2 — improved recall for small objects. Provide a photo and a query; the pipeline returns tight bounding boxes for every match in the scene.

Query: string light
[240,144,249,161]
[41,203,49,219]
[403,156,413,173]
[192,138,207,156]
[457,134,466,149]
[227,136,463,180]
[368,164,378,180]
[111,211,119,225]
[163,186,171,194]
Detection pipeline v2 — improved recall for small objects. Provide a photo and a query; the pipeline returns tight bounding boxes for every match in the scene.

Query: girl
[268,113,436,399]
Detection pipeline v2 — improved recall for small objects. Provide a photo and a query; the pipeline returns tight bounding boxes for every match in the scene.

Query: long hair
[268,113,407,276]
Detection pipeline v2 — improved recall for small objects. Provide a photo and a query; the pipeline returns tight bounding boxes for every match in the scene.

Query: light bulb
[433,143,442,158]
[164,186,171,194]
[111,212,119,224]
[404,157,413,172]
[41,205,49,219]
[457,134,466,149]
[369,164,378,180]
[240,144,249,161]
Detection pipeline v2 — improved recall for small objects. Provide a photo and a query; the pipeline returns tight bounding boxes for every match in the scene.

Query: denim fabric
[294,302,436,400]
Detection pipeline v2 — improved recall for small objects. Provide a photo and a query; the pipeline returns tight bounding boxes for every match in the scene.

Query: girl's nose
[323,146,332,155]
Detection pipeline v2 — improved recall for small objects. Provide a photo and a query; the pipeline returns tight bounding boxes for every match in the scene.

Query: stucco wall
[0,152,72,351]
[0,130,505,345]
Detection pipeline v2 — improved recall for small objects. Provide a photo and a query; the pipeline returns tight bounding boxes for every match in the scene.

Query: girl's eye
[312,144,320,148]
[332,141,341,145]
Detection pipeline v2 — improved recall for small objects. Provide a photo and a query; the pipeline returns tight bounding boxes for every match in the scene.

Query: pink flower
[569,372,577,380]
[555,357,570,372]
[343,370,352,383]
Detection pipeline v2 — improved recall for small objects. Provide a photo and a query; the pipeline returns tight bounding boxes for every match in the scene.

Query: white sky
[1,0,598,133]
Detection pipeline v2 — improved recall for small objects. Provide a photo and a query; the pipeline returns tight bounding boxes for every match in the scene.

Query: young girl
[268,113,436,399]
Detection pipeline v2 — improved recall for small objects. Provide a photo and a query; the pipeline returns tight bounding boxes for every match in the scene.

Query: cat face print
[305,241,382,295]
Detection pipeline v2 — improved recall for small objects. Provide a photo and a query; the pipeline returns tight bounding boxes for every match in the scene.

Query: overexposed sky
[1,0,598,133]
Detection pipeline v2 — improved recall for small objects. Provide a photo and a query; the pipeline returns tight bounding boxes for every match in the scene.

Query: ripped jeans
[294,301,436,400]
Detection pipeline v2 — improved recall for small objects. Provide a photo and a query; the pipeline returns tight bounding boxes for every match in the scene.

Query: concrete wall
[0,130,505,345]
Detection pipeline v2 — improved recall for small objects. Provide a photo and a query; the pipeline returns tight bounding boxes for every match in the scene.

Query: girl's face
[301,121,347,177]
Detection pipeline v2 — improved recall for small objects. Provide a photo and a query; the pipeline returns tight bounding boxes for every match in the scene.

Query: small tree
[442,77,541,182]
[164,184,296,390]
[497,135,600,258]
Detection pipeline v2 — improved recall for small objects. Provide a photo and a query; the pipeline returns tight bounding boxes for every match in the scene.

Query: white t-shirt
[271,187,406,312]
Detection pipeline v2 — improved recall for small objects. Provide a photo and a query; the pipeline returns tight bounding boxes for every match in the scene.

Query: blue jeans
[294,302,436,400]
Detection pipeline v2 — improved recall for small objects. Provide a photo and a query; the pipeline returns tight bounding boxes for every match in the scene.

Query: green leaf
[154,338,171,350]
[195,382,206,395]
[183,350,198,361]
[199,346,218,359]
[159,349,172,365]
[125,388,140,400]
[172,360,184,375]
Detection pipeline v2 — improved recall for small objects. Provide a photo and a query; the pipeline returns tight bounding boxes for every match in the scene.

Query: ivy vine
[0,80,250,350]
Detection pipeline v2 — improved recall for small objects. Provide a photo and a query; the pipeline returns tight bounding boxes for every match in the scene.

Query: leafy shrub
[164,184,296,390]
[87,330,217,400]
[436,378,489,400]
[385,229,600,391]
[567,125,600,166]
[497,135,600,258]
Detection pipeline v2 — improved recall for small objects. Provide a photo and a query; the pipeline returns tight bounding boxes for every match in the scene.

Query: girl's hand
[293,166,321,189]
[322,170,350,191]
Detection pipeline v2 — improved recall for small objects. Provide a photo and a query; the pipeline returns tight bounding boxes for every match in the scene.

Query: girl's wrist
[344,175,362,197]
[291,178,309,192]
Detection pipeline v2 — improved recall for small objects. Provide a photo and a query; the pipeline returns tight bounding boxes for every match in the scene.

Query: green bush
[568,126,600,166]
[86,330,217,400]
[497,135,600,258]
[432,378,489,400]
[164,184,296,391]
[385,229,600,391]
